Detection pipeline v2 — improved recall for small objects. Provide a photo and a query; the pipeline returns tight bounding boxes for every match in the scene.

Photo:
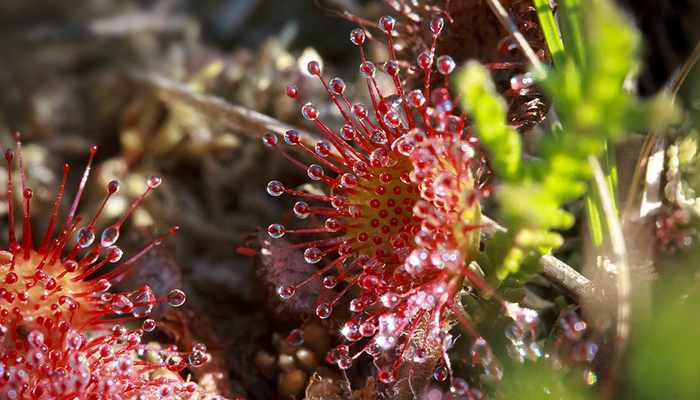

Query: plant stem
[533,0,566,69]
[557,0,586,66]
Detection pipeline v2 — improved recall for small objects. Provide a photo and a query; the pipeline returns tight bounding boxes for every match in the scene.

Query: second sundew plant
[260,16,501,392]
[254,0,683,397]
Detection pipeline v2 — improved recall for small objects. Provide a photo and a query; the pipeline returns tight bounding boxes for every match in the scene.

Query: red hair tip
[236,247,258,256]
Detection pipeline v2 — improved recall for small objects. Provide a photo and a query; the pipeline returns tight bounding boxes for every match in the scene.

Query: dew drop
[267,180,285,196]
[325,218,341,232]
[277,285,295,299]
[315,141,332,157]
[167,289,186,307]
[27,331,44,348]
[417,52,431,70]
[106,246,123,263]
[437,55,455,75]
[130,286,155,317]
[147,175,161,188]
[359,321,376,336]
[350,28,365,45]
[378,366,397,383]
[142,319,156,332]
[307,164,324,181]
[330,77,346,95]
[413,348,427,363]
[286,328,305,346]
[434,365,448,381]
[340,173,358,188]
[101,226,120,247]
[430,17,444,34]
[76,227,95,248]
[323,276,337,289]
[360,61,376,78]
[383,111,401,128]
[510,72,535,91]
[408,90,426,108]
[64,259,77,273]
[108,180,120,194]
[304,247,323,264]
[316,303,332,319]
[379,15,395,33]
[293,202,310,219]
[340,124,356,140]
[111,294,134,315]
[383,60,399,76]
[371,130,387,144]
[352,103,368,119]
[188,350,207,367]
[352,161,369,176]
[267,223,285,238]
[302,103,319,120]
[286,84,299,98]
[337,356,353,369]
[263,132,277,147]
[284,129,300,145]
[307,60,322,76]
[451,378,469,395]
[381,292,400,308]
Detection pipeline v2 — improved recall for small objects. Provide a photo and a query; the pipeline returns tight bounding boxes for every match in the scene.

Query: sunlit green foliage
[458,0,677,284]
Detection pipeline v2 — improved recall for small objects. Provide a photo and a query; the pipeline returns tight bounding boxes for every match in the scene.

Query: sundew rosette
[247,14,508,393]
[0,134,222,399]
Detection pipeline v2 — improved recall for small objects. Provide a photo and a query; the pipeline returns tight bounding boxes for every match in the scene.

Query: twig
[482,215,591,302]
[539,254,591,304]
[131,72,324,149]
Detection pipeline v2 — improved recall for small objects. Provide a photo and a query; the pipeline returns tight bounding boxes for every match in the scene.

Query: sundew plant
[2,0,699,399]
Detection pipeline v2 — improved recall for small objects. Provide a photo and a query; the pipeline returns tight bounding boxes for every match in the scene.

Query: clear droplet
[106,246,123,263]
[360,61,376,78]
[340,173,358,188]
[129,286,155,317]
[302,103,319,120]
[277,285,295,299]
[304,247,322,264]
[293,202,310,219]
[434,366,448,381]
[379,15,396,33]
[307,164,324,181]
[188,350,207,367]
[330,77,346,95]
[76,227,95,248]
[101,226,120,247]
[378,366,397,383]
[286,328,305,346]
[323,276,337,289]
[437,55,455,75]
[267,223,285,238]
[350,28,365,45]
[111,294,134,315]
[267,180,285,196]
[147,175,161,188]
[316,303,332,319]
[142,319,156,332]
[167,289,186,307]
